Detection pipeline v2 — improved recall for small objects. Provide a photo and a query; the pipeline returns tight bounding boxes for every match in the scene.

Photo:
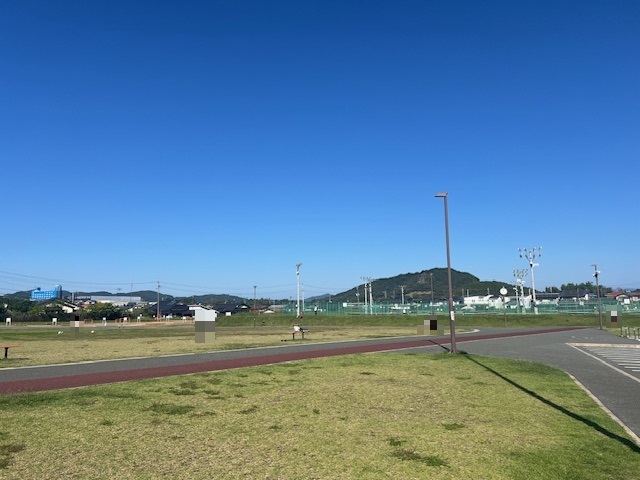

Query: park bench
[1,344,19,359]
[291,325,309,340]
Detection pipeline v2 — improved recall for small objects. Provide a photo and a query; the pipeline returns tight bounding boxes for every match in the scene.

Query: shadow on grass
[466,355,640,454]
[427,339,451,353]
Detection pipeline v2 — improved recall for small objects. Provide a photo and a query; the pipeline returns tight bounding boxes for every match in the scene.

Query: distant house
[463,295,505,309]
[628,291,640,302]
[153,301,193,318]
[40,300,79,315]
[90,295,143,306]
[606,291,628,301]
[559,290,591,301]
[212,303,250,315]
[189,305,218,315]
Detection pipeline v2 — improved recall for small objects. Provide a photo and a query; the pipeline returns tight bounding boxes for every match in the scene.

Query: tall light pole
[361,277,373,314]
[518,247,542,315]
[592,264,603,330]
[253,285,257,328]
[513,269,527,313]
[430,272,435,315]
[435,192,457,354]
[296,263,302,318]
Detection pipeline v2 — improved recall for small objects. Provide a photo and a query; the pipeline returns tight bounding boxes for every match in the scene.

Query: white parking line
[568,344,640,382]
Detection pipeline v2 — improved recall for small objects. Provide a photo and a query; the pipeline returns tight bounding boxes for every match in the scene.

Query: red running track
[0,327,585,394]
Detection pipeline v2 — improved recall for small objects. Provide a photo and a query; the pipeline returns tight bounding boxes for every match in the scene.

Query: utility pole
[253,285,257,328]
[518,247,542,315]
[156,281,161,321]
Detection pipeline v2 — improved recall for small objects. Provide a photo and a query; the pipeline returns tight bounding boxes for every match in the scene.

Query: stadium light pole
[435,192,457,354]
[518,247,542,315]
[296,263,302,318]
[592,264,603,330]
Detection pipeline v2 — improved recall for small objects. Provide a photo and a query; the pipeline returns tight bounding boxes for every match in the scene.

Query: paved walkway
[1,326,638,443]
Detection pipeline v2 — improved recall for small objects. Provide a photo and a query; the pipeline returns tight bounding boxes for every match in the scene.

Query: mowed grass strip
[0,353,638,479]
[0,325,419,367]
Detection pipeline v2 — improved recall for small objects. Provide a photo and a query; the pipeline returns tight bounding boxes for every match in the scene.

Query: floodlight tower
[296,263,302,318]
[513,269,527,313]
[518,247,542,315]
[361,277,370,313]
[592,264,603,330]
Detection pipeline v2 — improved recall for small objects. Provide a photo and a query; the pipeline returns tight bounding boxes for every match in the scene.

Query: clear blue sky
[1,0,638,299]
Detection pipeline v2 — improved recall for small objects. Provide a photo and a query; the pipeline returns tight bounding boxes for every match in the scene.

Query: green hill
[329,268,510,304]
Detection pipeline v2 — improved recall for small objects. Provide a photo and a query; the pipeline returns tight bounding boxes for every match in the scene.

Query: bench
[291,326,309,340]
[1,344,19,359]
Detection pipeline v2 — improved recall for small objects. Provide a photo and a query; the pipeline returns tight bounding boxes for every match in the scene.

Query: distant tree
[82,302,123,321]
[4,298,34,313]
[561,282,613,296]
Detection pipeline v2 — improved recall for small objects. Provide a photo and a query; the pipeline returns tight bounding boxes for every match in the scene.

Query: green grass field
[0,312,633,368]
[0,314,638,478]
[0,353,638,479]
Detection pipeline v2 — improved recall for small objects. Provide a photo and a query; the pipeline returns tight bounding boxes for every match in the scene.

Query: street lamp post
[435,192,457,354]
[296,263,302,318]
[592,264,603,330]
[518,247,542,315]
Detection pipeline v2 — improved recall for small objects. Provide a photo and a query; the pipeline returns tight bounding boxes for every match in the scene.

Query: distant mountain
[328,268,510,304]
[2,269,510,304]
[2,289,248,305]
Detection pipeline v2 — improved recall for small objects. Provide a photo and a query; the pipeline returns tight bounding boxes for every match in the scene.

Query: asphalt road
[1,326,638,444]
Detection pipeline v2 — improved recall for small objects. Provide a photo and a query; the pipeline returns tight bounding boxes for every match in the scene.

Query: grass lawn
[0,352,638,479]
[0,324,426,367]
[1,312,633,368]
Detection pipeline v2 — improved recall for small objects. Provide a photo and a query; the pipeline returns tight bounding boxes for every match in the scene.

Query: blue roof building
[31,285,62,301]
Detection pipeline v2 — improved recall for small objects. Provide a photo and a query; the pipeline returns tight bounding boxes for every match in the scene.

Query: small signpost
[195,309,217,343]
[71,315,84,338]
[500,287,508,327]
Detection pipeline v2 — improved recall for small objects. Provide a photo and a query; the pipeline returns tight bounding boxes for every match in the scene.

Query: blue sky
[1,0,638,299]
